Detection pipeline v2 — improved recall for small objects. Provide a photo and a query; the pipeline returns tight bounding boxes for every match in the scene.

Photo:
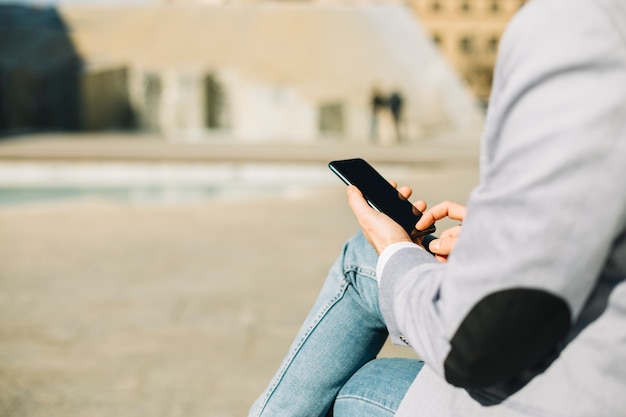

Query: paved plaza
[0,135,479,417]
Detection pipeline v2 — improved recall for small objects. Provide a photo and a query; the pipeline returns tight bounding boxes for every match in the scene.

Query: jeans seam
[334,394,396,414]
[344,264,377,281]
[253,277,351,417]
[343,263,382,325]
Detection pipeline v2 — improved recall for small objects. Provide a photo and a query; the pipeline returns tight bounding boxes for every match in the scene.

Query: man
[387,91,404,142]
[250,0,626,415]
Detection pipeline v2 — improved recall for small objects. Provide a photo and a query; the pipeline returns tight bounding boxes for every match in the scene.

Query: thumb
[346,185,372,216]
[428,237,456,255]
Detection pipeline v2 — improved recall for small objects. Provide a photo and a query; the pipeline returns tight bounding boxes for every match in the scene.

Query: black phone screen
[328,158,435,237]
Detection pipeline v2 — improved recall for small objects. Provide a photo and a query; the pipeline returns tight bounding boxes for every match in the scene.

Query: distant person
[387,91,403,142]
[370,88,386,143]
[249,0,626,416]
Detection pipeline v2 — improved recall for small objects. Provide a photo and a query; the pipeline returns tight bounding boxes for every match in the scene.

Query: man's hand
[416,200,466,263]
[346,184,426,255]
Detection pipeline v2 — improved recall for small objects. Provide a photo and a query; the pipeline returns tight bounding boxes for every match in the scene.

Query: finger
[346,185,375,218]
[413,199,426,213]
[397,185,413,200]
[439,225,462,239]
[423,200,466,223]
[416,200,466,230]
[429,236,457,256]
[435,254,448,263]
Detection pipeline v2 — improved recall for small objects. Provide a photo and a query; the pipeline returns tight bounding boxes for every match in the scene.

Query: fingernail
[430,240,440,251]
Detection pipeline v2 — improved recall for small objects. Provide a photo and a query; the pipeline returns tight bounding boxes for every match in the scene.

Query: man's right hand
[416,201,466,263]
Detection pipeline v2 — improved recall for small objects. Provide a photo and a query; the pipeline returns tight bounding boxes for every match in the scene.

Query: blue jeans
[249,232,424,417]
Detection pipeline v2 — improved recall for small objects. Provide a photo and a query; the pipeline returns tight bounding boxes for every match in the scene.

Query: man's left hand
[346,185,425,255]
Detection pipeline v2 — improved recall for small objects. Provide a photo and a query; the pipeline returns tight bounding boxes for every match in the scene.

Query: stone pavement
[0,135,479,417]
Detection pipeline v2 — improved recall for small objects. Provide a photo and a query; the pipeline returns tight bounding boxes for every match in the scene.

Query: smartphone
[328,158,436,237]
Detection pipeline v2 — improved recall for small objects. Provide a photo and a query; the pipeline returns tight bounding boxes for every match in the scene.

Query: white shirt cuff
[376,241,425,285]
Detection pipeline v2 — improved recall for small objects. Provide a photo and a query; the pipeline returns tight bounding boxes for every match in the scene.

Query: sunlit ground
[0,135,479,416]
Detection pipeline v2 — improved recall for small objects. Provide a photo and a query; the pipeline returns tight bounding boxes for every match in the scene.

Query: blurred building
[173,0,528,106]
[0,5,135,134]
[410,0,528,105]
[68,3,486,142]
[2,2,485,142]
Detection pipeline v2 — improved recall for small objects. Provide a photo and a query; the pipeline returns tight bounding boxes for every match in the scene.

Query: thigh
[341,231,384,320]
[333,358,424,417]
[250,232,388,417]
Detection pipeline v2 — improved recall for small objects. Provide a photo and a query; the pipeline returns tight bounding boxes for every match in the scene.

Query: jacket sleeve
[378,0,626,405]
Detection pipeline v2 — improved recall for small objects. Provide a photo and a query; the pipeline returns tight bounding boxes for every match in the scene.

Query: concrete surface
[0,135,479,417]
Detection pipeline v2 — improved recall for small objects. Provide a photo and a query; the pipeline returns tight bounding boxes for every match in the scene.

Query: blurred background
[0,1,524,416]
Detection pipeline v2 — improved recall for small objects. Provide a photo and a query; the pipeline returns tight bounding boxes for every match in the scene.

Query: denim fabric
[334,358,424,417]
[249,232,422,416]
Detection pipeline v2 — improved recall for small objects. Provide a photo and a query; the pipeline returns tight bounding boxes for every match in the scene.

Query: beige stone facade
[56,3,483,142]
[410,0,527,105]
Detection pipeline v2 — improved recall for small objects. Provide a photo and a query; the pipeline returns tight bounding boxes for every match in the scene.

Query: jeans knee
[333,358,424,417]
[342,231,379,280]
[333,395,396,417]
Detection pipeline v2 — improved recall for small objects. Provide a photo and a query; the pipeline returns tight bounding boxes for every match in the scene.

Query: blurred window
[143,73,162,132]
[204,74,228,129]
[319,102,344,136]
[432,33,443,47]
[488,36,499,53]
[460,36,474,54]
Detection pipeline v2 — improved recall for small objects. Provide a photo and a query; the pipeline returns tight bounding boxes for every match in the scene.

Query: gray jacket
[379,0,626,416]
